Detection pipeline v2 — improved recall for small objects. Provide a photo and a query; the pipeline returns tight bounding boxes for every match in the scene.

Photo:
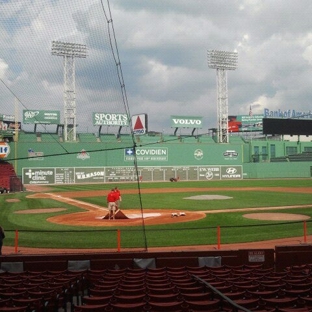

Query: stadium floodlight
[208,50,238,143]
[52,41,87,142]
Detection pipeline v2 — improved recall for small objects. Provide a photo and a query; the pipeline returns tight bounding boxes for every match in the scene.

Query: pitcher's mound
[244,213,310,221]
[102,209,128,220]
[184,195,232,200]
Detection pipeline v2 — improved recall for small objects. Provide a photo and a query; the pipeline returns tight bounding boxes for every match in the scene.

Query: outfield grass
[0,179,311,249]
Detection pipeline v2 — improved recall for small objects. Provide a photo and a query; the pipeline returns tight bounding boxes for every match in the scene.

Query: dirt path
[3,185,311,255]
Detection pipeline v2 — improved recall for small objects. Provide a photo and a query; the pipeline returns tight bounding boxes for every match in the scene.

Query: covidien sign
[125,147,168,161]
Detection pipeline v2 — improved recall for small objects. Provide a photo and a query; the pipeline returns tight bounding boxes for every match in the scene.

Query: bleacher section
[229,136,246,143]
[197,135,216,143]
[100,134,118,143]
[0,161,23,192]
[117,134,134,143]
[136,135,163,144]
[288,152,312,162]
[2,259,312,311]
[181,136,198,143]
[270,156,289,162]
[40,133,61,143]
[78,133,97,143]
[271,152,312,162]
[18,132,38,142]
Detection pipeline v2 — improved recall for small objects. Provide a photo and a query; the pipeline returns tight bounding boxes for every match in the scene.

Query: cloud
[1,0,312,134]
[0,59,9,80]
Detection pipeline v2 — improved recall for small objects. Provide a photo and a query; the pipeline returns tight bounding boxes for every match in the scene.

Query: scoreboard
[22,165,242,184]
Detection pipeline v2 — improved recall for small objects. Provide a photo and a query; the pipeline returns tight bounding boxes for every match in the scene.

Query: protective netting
[0,0,147,250]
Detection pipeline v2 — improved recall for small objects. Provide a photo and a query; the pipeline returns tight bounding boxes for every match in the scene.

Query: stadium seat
[0,307,28,312]
[73,303,109,311]
[146,300,185,312]
[82,295,112,305]
[185,298,221,312]
[112,294,147,304]
[110,301,147,312]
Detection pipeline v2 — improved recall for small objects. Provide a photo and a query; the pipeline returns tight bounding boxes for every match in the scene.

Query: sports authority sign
[132,114,148,135]
[93,113,129,126]
[171,116,203,128]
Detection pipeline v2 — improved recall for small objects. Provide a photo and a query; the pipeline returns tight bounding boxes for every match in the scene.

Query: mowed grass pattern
[0,179,311,249]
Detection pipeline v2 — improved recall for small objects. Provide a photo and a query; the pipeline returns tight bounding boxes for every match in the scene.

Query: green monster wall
[5,134,312,184]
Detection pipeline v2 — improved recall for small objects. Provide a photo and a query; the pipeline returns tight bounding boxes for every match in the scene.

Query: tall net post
[51,41,87,142]
[208,50,238,143]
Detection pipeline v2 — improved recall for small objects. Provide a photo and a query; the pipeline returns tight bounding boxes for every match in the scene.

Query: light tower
[208,50,238,143]
[51,41,87,142]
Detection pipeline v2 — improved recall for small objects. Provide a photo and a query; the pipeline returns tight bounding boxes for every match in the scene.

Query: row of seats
[2,264,312,311]
[75,264,312,311]
[0,269,86,312]
[0,161,16,190]
[16,131,222,144]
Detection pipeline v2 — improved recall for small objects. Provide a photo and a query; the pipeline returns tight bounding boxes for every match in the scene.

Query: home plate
[96,212,161,220]
[127,213,161,219]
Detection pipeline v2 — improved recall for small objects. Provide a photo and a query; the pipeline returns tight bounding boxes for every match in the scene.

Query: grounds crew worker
[107,189,117,219]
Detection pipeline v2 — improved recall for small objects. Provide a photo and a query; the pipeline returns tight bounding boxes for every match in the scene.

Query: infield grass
[0,179,311,249]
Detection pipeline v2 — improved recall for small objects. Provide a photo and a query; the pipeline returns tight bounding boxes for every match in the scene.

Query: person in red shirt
[114,186,122,209]
[107,189,117,219]
[228,115,242,132]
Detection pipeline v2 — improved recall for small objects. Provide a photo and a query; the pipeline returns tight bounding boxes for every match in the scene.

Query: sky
[1,0,312,135]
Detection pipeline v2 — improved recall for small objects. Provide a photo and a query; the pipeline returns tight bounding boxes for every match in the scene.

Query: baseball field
[1,178,312,252]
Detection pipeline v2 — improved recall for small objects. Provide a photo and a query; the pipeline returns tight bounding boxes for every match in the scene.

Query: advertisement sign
[93,113,129,126]
[23,168,55,184]
[0,114,15,121]
[132,114,148,135]
[22,165,243,184]
[220,166,242,179]
[171,116,203,128]
[198,166,221,180]
[223,149,239,160]
[75,168,105,183]
[0,120,21,131]
[228,115,263,132]
[264,108,312,119]
[0,142,10,159]
[125,147,168,161]
[0,115,21,131]
[23,110,60,124]
[28,149,44,161]
[248,251,265,262]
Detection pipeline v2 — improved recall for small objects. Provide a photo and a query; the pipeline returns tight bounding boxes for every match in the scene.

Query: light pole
[51,41,87,142]
[208,50,238,143]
